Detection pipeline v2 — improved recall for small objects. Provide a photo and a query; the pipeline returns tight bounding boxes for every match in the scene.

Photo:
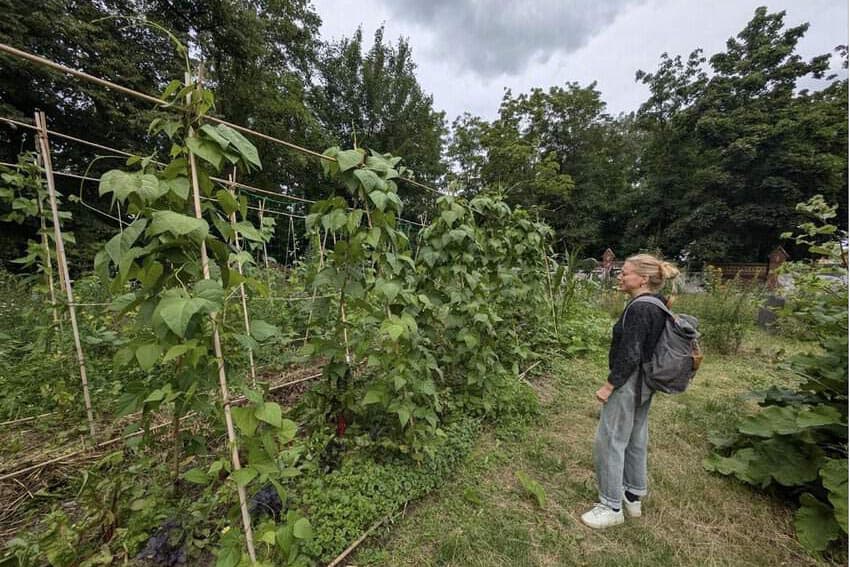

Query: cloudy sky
[310,0,848,122]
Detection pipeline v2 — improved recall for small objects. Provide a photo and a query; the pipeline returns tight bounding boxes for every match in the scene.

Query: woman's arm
[607,304,654,389]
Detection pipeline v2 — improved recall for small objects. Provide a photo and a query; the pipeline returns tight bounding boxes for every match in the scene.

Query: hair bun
[660,261,680,280]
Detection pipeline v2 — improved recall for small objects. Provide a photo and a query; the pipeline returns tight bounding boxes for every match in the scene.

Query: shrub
[705,196,848,556]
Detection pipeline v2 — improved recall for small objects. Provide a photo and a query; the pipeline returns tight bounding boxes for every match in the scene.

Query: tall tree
[447,83,639,255]
[635,7,848,263]
[147,0,326,202]
[311,27,447,219]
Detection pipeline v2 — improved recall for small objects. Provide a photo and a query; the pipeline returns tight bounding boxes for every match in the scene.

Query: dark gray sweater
[607,293,668,389]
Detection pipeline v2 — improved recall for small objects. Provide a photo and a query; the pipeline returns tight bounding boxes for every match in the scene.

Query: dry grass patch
[352,331,834,566]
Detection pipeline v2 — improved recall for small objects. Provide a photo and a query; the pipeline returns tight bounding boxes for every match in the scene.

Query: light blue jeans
[593,374,652,509]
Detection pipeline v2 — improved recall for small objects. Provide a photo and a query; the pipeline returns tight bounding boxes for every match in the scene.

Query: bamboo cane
[185,75,256,563]
[228,170,257,386]
[34,111,96,439]
[258,199,269,269]
[32,147,62,331]
[36,196,59,327]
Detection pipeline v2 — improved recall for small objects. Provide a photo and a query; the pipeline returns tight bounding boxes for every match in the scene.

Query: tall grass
[673,268,762,355]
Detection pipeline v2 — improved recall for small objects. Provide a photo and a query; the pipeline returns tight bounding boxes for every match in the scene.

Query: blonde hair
[625,254,680,292]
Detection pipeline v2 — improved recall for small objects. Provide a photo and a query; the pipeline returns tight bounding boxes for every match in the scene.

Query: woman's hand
[595,382,615,403]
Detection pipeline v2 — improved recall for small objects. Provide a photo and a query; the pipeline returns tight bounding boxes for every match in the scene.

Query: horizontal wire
[0,42,444,197]
[1,116,425,227]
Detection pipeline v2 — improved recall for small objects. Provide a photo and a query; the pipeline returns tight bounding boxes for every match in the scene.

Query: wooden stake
[257,199,269,269]
[34,111,96,439]
[36,194,59,328]
[185,76,256,563]
[228,170,257,386]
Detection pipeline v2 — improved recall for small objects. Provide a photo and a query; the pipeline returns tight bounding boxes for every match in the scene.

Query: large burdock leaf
[753,438,822,486]
[703,448,771,487]
[820,458,848,533]
[738,406,799,437]
[796,405,843,429]
[795,493,841,553]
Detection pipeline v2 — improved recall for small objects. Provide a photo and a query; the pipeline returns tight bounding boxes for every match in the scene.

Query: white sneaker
[623,492,642,518]
[580,503,624,529]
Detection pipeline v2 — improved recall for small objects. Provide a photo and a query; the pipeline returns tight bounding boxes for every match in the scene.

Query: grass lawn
[350,331,838,566]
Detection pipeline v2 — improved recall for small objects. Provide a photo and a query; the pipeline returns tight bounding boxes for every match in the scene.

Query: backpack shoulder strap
[624,295,674,324]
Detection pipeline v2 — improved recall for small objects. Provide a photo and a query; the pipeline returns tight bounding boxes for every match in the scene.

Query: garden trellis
[0,40,561,565]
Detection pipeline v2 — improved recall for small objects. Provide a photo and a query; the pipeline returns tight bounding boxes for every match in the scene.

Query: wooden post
[34,111,96,438]
[766,246,790,290]
[228,170,257,386]
[601,248,615,281]
[185,75,256,563]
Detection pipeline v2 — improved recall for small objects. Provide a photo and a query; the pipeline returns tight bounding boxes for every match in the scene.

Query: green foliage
[515,471,546,508]
[446,84,638,254]
[705,197,848,554]
[296,419,479,562]
[312,26,447,217]
[674,268,760,355]
[634,8,847,262]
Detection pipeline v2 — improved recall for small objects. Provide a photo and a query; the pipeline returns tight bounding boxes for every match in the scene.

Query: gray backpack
[626,296,703,394]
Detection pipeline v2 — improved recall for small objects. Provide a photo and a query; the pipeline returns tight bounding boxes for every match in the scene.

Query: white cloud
[311,0,849,121]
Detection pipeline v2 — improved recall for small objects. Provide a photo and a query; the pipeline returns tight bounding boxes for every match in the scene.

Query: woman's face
[618,261,649,294]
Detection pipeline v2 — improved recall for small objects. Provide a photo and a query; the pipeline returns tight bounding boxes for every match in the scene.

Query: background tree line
[0,2,846,268]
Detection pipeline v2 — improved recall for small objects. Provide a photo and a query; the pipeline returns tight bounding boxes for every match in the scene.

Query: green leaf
[820,459,848,533]
[336,149,364,172]
[164,177,190,200]
[737,406,799,437]
[149,210,208,239]
[231,406,258,436]
[250,320,279,341]
[516,471,546,508]
[368,191,388,211]
[366,226,381,247]
[279,419,298,443]
[375,279,402,303]
[795,493,841,552]
[797,405,843,429]
[158,296,206,338]
[99,170,135,202]
[397,407,411,427]
[200,123,231,149]
[216,189,239,216]
[234,221,265,242]
[135,343,161,371]
[231,467,258,488]
[163,343,192,363]
[321,209,347,232]
[186,136,224,170]
[138,173,167,203]
[214,124,262,170]
[363,389,383,405]
[255,402,282,428]
[182,468,210,485]
[292,518,312,540]
[354,168,383,192]
[195,279,225,306]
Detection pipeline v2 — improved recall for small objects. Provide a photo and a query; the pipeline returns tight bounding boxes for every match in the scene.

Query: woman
[581,254,679,529]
